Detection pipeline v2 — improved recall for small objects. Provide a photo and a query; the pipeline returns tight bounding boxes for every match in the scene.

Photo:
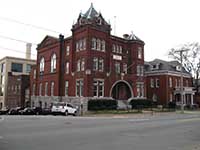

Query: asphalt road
[1,113,200,150]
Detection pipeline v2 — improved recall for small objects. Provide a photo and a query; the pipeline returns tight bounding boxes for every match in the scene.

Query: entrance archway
[110,80,133,100]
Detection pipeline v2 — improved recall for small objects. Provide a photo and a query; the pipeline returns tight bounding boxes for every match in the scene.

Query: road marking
[178,118,200,123]
[129,118,150,122]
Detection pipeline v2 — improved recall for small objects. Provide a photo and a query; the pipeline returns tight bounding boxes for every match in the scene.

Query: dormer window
[176,66,181,71]
[151,64,159,70]
[97,18,102,25]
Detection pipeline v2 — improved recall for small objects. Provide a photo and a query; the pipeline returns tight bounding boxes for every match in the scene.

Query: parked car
[8,107,24,115]
[51,102,77,116]
[32,107,43,115]
[0,108,9,115]
[20,108,35,115]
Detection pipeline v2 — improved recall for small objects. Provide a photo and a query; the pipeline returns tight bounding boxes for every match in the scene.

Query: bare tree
[169,42,200,90]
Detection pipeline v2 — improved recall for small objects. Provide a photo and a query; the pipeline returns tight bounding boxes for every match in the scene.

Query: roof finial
[91,2,93,8]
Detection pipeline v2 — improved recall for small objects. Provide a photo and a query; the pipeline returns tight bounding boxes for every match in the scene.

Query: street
[0,112,200,150]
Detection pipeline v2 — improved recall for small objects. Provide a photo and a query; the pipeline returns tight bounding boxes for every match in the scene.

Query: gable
[37,36,59,49]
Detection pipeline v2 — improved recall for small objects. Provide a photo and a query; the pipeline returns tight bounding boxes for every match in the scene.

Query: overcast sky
[0,0,199,61]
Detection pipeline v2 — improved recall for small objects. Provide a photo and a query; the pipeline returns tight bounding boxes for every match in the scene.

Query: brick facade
[30,4,146,111]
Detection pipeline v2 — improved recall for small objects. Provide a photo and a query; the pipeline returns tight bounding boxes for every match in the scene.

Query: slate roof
[83,3,99,19]
[145,59,190,75]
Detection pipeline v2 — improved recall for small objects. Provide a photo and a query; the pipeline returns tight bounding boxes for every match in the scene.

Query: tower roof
[83,3,99,19]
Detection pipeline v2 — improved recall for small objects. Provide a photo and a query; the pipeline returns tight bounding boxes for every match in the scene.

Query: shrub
[168,102,176,109]
[129,99,153,109]
[88,99,117,111]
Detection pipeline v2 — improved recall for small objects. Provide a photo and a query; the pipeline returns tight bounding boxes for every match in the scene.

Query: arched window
[77,59,81,72]
[51,53,56,72]
[50,82,54,96]
[81,59,85,71]
[40,57,45,73]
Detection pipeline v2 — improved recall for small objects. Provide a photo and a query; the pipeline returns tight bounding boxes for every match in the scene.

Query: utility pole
[175,49,189,113]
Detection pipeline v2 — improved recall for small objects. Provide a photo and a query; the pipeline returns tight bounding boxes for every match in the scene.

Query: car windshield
[53,103,66,107]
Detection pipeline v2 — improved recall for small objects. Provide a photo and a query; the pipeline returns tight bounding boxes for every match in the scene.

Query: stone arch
[110,80,133,100]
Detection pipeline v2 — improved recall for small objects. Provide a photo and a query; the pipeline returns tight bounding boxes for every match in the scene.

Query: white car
[51,102,77,116]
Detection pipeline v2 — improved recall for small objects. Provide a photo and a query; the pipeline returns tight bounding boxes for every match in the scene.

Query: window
[170,93,173,102]
[123,64,127,74]
[93,57,98,71]
[77,59,81,72]
[97,39,101,50]
[101,40,105,51]
[99,58,104,72]
[137,65,144,76]
[66,62,69,74]
[76,42,79,51]
[83,38,86,50]
[26,64,32,73]
[115,62,120,74]
[66,46,70,56]
[138,47,142,59]
[51,53,56,73]
[119,46,122,54]
[169,77,172,88]
[50,82,54,96]
[93,79,104,97]
[81,59,85,71]
[76,80,83,97]
[32,84,35,96]
[150,78,154,88]
[137,83,144,97]
[186,80,189,87]
[65,81,69,96]
[91,38,96,50]
[40,57,45,73]
[156,78,160,88]
[11,63,23,72]
[1,63,5,73]
[79,39,83,50]
[33,69,36,79]
[112,44,116,52]
[39,83,42,96]
[175,79,178,87]
[45,82,48,96]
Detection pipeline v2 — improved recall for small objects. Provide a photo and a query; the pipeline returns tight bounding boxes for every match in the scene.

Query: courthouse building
[30,4,145,111]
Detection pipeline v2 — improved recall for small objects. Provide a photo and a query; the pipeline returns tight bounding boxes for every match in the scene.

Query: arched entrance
[110,80,133,100]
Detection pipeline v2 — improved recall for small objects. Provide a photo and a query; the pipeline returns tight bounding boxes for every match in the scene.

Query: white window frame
[65,81,69,96]
[101,40,105,51]
[93,57,98,71]
[91,38,96,50]
[39,57,45,73]
[66,46,70,56]
[50,53,56,73]
[77,59,81,72]
[50,82,54,96]
[150,78,154,88]
[115,62,120,74]
[169,77,172,88]
[99,58,104,72]
[45,82,48,96]
[97,39,101,51]
[76,79,83,97]
[81,59,85,71]
[66,62,69,74]
[93,79,104,97]
[138,47,142,59]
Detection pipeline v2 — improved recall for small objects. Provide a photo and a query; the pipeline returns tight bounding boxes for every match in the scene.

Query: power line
[0,45,36,56]
[0,34,37,45]
[0,16,61,34]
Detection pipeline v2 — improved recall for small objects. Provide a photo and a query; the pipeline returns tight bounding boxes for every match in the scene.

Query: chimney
[26,43,32,59]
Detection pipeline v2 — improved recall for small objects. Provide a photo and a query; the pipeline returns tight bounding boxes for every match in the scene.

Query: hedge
[88,99,117,111]
[129,99,153,109]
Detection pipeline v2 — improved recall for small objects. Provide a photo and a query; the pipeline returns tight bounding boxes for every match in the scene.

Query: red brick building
[30,4,145,111]
[7,73,30,109]
[145,59,195,106]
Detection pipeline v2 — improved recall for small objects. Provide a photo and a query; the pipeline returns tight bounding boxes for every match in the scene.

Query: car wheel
[65,111,68,116]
